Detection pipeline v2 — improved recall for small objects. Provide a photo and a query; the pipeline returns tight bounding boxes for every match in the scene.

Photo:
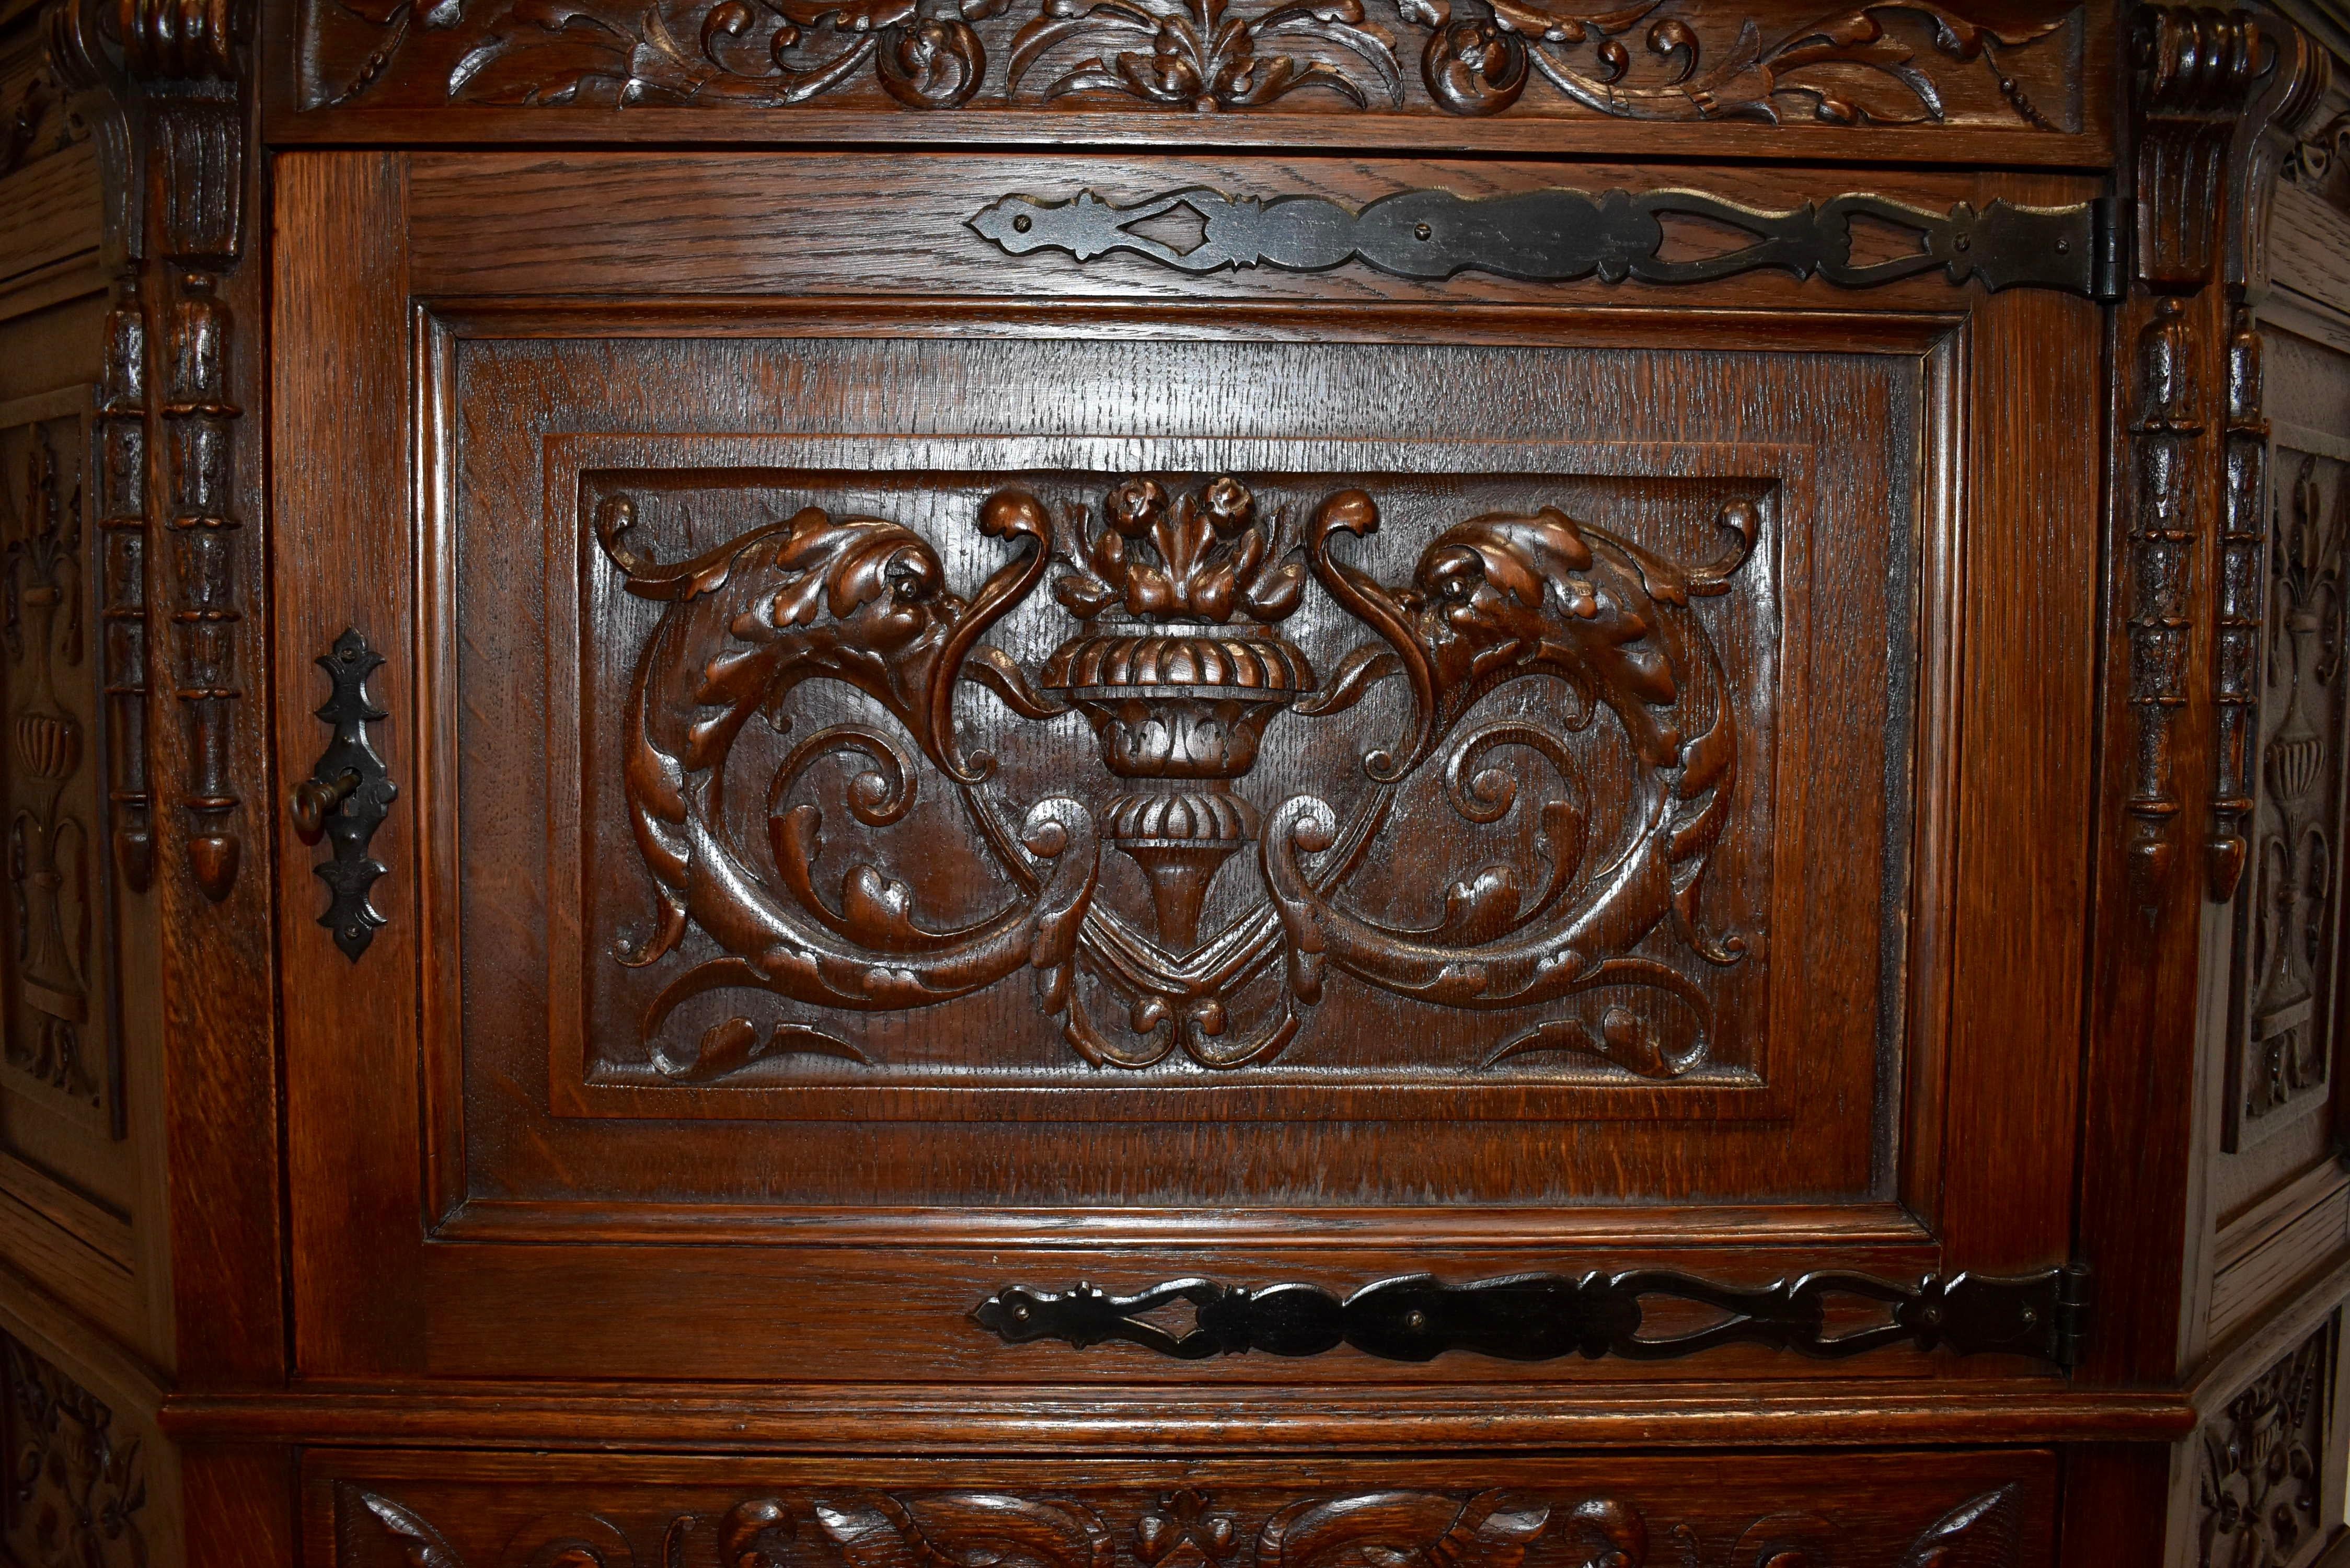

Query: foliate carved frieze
[2197,1322,2335,1568]
[589,471,1769,1080]
[297,0,2086,127]
[0,1336,148,1568]
[348,1483,2030,1568]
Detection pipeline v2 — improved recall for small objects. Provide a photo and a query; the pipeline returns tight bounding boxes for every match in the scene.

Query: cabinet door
[271,150,2099,1388]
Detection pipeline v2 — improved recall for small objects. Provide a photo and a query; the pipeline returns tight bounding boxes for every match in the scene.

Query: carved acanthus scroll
[348,1483,2029,1568]
[299,0,2084,128]
[598,475,1761,1078]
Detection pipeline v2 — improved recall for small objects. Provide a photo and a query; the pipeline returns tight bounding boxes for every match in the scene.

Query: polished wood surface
[4,1,2350,1564]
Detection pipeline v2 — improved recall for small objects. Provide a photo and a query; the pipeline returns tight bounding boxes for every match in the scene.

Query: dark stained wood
[271,151,423,1375]
[7,2,2350,1564]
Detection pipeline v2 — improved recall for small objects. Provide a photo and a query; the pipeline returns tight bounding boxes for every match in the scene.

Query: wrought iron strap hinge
[970,186,2120,300]
[972,1262,2094,1371]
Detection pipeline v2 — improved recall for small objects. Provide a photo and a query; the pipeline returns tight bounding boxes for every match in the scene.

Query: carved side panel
[0,389,124,1136]
[296,0,2089,129]
[0,1334,149,1568]
[2196,1319,2339,1568]
[330,1472,2049,1568]
[2220,439,2350,1148]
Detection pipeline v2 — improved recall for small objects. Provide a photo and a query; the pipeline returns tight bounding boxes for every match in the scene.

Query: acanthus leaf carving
[1406,0,2065,124]
[348,1483,2032,1568]
[299,0,2082,125]
[816,1491,1115,1568]
[598,491,1101,1066]
[600,474,1764,1077]
[1004,0,1403,110]
[1258,491,1750,1057]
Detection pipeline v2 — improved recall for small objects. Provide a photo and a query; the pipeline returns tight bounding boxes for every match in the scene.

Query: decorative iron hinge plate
[290,627,398,962]
[973,1262,2094,1371]
[971,186,2121,301]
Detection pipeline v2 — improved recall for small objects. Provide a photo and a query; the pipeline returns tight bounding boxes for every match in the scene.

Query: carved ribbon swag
[595,476,1759,1076]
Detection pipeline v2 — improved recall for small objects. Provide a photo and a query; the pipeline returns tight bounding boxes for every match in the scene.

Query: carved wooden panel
[0,388,123,1138]
[293,0,2090,131]
[0,1334,149,1568]
[278,152,2099,1386]
[577,465,1772,1085]
[2215,328,2350,1153]
[314,1455,2055,1568]
[2195,1318,2339,1568]
[425,323,1929,1216]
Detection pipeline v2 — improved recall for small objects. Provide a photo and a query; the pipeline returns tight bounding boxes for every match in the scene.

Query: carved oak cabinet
[4,0,2350,1562]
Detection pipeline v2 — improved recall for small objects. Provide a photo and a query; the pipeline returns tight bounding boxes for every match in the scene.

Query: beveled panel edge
[428,1194,1937,1247]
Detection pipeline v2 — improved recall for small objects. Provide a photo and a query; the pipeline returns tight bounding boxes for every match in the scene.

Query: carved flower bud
[978,486,1051,545]
[1107,477,1167,537]
[1202,476,1255,536]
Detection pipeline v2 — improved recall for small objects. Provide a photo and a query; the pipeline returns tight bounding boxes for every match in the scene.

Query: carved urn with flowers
[1044,476,1312,953]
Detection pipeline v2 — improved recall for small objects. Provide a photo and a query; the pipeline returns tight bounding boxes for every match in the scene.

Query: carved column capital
[113,0,240,81]
[2132,4,2266,291]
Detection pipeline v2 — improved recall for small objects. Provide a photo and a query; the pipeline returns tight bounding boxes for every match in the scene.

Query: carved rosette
[347,1483,2030,1568]
[597,472,1760,1078]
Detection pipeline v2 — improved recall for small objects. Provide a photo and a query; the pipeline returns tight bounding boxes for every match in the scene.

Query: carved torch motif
[600,476,1759,1077]
[2,430,94,1104]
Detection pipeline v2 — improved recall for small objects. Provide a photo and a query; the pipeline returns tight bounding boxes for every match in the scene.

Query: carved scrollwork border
[348,1480,2036,1568]
[295,0,2090,129]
